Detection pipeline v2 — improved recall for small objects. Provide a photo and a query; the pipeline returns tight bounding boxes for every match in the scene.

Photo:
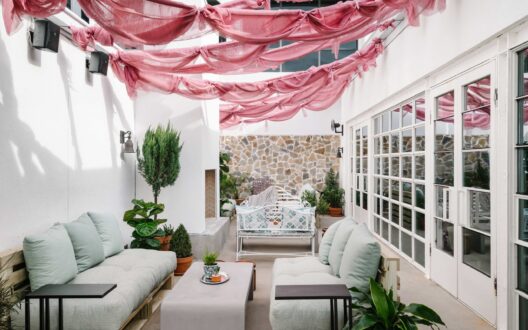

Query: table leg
[25,298,30,330]
[39,299,44,330]
[333,299,338,330]
[330,299,334,330]
[45,298,50,330]
[59,298,63,330]
[348,298,352,330]
[343,299,347,325]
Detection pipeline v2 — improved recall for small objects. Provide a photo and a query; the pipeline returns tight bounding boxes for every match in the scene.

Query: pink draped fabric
[70,25,113,51]
[2,0,65,34]
[75,0,445,46]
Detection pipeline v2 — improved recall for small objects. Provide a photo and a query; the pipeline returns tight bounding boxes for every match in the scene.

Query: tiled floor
[143,220,495,330]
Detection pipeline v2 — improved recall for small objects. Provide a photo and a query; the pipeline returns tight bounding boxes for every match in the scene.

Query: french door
[430,62,496,325]
[351,124,369,222]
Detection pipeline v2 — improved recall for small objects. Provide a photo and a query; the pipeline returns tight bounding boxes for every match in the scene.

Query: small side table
[24,283,117,330]
[275,284,352,330]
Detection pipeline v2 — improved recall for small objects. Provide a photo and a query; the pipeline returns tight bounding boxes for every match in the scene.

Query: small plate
[200,271,230,285]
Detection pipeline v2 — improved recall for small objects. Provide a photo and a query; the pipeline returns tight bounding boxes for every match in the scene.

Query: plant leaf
[352,314,379,330]
[404,304,445,325]
[369,278,390,328]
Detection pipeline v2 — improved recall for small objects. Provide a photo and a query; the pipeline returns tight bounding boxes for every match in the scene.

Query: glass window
[402,156,412,178]
[402,207,412,231]
[391,108,401,130]
[435,219,454,256]
[362,193,368,211]
[373,217,380,234]
[402,103,413,127]
[402,182,412,205]
[415,184,425,209]
[415,212,425,238]
[382,179,389,198]
[463,151,490,189]
[414,239,425,267]
[374,137,380,155]
[462,228,491,277]
[468,191,490,233]
[382,199,389,219]
[415,155,425,180]
[382,135,390,154]
[435,152,454,186]
[391,157,400,177]
[435,118,455,152]
[402,129,413,152]
[415,98,425,123]
[518,48,528,97]
[391,203,400,225]
[436,91,455,119]
[518,100,528,145]
[382,157,389,176]
[415,126,425,152]
[401,231,412,257]
[391,132,400,153]
[382,112,390,132]
[374,118,380,135]
[465,77,491,111]
[519,199,528,242]
[463,108,490,149]
[391,180,400,201]
[391,226,400,248]
[518,245,528,294]
[282,49,319,71]
[382,221,389,240]
[518,148,528,194]
[520,295,528,330]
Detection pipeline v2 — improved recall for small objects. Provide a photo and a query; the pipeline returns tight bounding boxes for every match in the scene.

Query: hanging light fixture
[331,120,343,135]
[336,147,344,158]
[120,131,135,153]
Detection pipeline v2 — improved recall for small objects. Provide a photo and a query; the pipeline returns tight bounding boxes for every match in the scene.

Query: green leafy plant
[162,224,175,236]
[219,152,231,181]
[202,251,218,265]
[0,257,21,330]
[321,169,345,208]
[123,199,167,250]
[301,190,317,207]
[170,224,193,258]
[137,123,183,204]
[316,198,330,215]
[348,278,445,330]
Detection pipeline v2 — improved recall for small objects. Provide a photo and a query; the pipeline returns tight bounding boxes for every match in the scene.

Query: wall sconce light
[337,147,344,158]
[331,120,343,135]
[120,131,135,153]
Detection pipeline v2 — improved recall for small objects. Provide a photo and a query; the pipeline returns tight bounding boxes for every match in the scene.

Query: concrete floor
[144,220,494,330]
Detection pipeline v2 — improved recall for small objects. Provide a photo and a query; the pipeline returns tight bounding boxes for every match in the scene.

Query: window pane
[415,98,425,123]
[374,157,380,175]
[402,156,412,178]
[391,108,401,130]
[391,157,400,177]
[320,49,336,66]
[462,228,491,277]
[435,186,445,218]
[435,152,454,186]
[362,139,368,156]
[463,108,490,150]
[391,180,400,201]
[520,295,528,330]
[391,133,400,153]
[519,48,528,97]
[401,231,412,257]
[435,219,454,256]
[382,135,390,154]
[362,157,368,174]
[374,117,380,135]
[519,245,528,294]
[382,221,389,240]
[382,199,389,219]
[415,212,425,238]
[465,76,491,111]
[435,117,455,152]
[382,112,390,132]
[518,148,528,194]
[382,179,389,198]
[520,199,528,241]
[374,137,380,155]
[415,155,425,180]
[415,126,425,152]
[362,193,368,210]
[463,151,490,189]
[468,190,490,233]
[375,178,380,195]
[436,91,455,119]
[382,157,389,176]
[391,203,400,225]
[374,197,380,215]
[402,103,413,127]
[282,51,319,71]
[518,100,528,145]
[402,129,413,152]
[391,226,399,248]
[414,239,425,267]
[402,207,412,231]
[373,217,380,234]
[402,182,412,205]
[415,184,425,209]
[356,191,361,206]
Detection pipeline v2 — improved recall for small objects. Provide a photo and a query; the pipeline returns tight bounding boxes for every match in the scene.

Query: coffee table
[161,262,253,330]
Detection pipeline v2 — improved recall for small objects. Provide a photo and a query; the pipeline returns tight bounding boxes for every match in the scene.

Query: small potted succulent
[156,224,175,251]
[170,224,193,275]
[202,251,220,279]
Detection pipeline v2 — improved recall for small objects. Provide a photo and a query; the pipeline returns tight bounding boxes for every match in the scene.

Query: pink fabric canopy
[2,0,65,34]
[74,0,444,46]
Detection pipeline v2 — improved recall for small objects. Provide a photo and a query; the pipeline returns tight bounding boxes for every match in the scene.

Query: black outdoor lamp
[331,120,343,135]
[336,147,344,158]
[120,131,135,153]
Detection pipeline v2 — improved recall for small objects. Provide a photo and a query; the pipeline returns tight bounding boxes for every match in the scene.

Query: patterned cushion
[236,206,269,230]
[281,207,315,230]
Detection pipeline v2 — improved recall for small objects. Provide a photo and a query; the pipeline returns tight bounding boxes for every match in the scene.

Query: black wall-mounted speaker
[31,20,60,53]
[87,51,109,76]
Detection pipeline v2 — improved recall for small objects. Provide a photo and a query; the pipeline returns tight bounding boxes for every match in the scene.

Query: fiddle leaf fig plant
[123,199,167,250]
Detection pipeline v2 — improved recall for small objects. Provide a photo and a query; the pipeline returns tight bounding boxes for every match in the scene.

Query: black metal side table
[24,283,117,330]
[275,284,352,330]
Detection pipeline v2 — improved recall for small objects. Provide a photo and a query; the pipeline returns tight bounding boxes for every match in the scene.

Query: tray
[200,271,230,285]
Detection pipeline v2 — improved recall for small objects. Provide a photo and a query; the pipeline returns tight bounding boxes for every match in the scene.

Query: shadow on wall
[0,36,134,249]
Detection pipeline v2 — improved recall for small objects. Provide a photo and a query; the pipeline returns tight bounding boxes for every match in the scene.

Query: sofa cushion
[236,206,268,230]
[328,220,357,276]
[272,257,331,278]
[339,223,381,296]
[87,212,124,257]
[64,214,105,273]
[318,220,343,264]
[23,224,78,291]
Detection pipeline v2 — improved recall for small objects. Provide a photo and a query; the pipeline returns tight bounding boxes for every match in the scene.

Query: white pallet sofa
[236,187,316,260]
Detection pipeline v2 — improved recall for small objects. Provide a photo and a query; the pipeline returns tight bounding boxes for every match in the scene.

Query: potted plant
[348,278,445,329]
[202,251,220,279]
[321,169,345,217]
[0,259,20,330]
[156,224,175,251]
[170,224,193,275]
[123,199,167,250]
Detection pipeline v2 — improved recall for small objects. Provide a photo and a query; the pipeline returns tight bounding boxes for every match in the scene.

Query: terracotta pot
[328,207,342,217]
[155,235,172,251]
[235,198,245,205]
[175,256,193,276]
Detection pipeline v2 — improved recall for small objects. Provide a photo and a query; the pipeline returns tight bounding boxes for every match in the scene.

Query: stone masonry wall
[220,135,341,196]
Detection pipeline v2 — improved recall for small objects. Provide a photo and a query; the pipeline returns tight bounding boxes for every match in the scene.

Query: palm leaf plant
[348,278,445,330]
[0,257,21,330]
[124,199,167,250]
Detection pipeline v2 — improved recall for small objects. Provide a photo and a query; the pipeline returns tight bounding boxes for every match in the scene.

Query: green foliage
[221,173,249,200]
[170,224,193,258]
[137,123,183,203]
[348,278,445,330]
[219,152,231,181]
[202,251,218,265]
[123,199,167,250]
[301,190,317,207]
[321,169,345,208]
[162,224,175,236]
[0,257,21,330]
[316,198,330,215]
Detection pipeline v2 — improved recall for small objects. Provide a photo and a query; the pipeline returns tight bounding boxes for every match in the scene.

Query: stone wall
[220,135,341,196]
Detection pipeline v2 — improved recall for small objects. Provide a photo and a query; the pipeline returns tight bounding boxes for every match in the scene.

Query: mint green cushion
[340,223,381,296]
[23,224,78,291]
[328,220,357,276]
[318,220,343,265]
[87,212,124,258]
[64,214,105,272]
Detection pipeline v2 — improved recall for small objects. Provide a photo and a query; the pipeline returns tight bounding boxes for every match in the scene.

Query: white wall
[0,13,135,250]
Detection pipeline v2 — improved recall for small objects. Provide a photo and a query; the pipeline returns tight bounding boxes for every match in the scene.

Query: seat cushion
[23,224,78,291]
[328,220,357,276]
[280,206,314,230]
[64,214,105,273]
[318,220,343,264]
[340,223,381,296]
[272,257,330,278]
[270,272,347,330]
[236,205,268,230]
[87,211,124,258]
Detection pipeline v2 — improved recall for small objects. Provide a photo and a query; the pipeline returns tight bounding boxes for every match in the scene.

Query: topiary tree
[170,224,192,258]
[321,169,345,209]
[137,123,183,204]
